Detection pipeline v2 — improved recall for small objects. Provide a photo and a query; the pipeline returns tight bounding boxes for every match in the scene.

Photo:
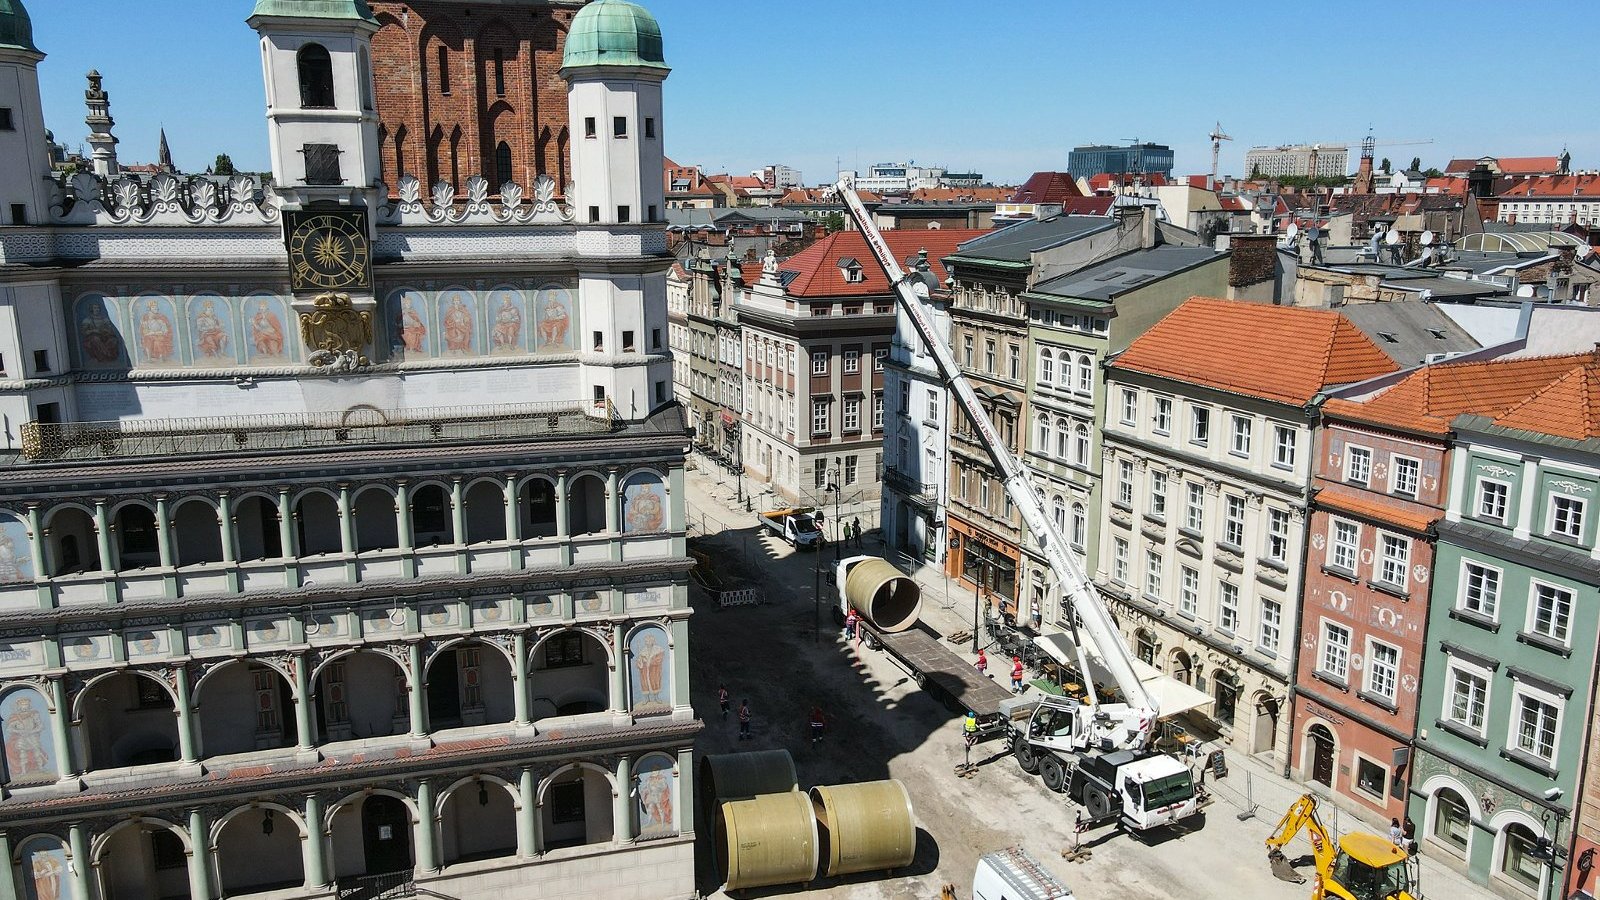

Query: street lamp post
[830,457,842,563]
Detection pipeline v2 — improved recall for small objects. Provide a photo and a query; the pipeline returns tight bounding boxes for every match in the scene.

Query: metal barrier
[336,871,415,899]
[717,587,764,608]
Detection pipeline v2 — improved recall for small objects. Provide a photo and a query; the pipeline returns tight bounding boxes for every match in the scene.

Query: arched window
[1039,350,1054,386]
[1499,822,1543,890]
[1075,424,1090,466]
[1052,497,1065,531]
[1035,415,1050,453]
[297,44,336,109]
[1076,354,1093,393]
[1432,788,1471,852]
[1058,358,1072,389]
[495,141,513,187]
[1055,419,1070,459]
[1071,503,1086,549]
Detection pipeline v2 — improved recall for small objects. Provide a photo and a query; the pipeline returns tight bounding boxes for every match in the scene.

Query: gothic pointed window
[495,141,513,188]
[297,44,336,109]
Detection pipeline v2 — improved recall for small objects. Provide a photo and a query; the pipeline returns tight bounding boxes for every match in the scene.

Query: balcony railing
[882,466,939,504]
[20,400,617,462]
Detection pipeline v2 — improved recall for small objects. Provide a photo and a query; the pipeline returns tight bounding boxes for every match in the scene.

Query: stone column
[154,494,174,569]
[187,807,212,900]
[0,832,16,900]
[395,480,413,552]
[174,665,199,764]
[23,502,44,576]
[68,822,93,900]
[610,621,628,713]
[413,778,438,874]
[215,492,236,565]
[302,793,328,890]
[449,479,466,545]
[92,498,114,572]
[511,631,530,726]
[554,470,570,540]
[517,767,538,857]
[503,474,520,542]
[407,642,428,738]
[293,654,317,751]
[613,755,633,844]
[276,488,297,558]
[336,483,355,555]
[50,677,75,779]
[604,467,621,534]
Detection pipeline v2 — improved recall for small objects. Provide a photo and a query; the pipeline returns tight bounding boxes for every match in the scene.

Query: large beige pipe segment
[842,558,922,632]
[810,780,916,877]
[716,791,820,890]
[699,749,798,820]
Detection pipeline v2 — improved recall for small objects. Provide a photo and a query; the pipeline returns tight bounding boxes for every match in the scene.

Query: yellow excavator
[1265,794,1413,900]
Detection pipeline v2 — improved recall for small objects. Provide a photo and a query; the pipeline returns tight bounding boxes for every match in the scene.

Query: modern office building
[1067,143,1175,181]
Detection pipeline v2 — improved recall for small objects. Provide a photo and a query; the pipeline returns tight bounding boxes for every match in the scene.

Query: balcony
[883,466,939,509]
[19,401,617,463]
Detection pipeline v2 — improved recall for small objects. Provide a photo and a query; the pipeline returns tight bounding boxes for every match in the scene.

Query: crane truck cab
[1266,794,1412,900]
[1007,695,1199,832]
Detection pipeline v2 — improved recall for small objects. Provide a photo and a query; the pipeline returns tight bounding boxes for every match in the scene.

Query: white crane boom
[833,176,1157,750]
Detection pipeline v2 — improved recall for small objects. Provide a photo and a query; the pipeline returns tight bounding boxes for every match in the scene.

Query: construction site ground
[686,461,1506,900]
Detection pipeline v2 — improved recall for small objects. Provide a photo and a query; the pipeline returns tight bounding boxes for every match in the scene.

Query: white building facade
[1244,144,1349,180]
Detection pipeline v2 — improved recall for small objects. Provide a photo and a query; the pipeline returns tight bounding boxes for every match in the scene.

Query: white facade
[1244,144,1349,179]
[1096,372,1311,766]
[0,40,52,225]
[882,282,952,567]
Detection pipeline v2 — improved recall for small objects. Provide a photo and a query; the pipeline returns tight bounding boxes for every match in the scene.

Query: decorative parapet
[377,174,575,227]
[51,172,281,227]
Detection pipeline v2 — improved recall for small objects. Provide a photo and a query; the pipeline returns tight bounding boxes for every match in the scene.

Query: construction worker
[738,699,752,740]
[809,706,826,745]
[843,607,858,641]
[718,684,730,718]
[975,648,988,677]
[1011,655,1025,694]
[962,711,979,745]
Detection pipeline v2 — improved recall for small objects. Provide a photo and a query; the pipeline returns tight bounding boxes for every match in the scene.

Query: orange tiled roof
[1322,352,1596,436]
[1317,484,1438,533]
[910,187,1013,203]
[1491,358,1600,440]
[1111,298,1399,405]
[1498,174,1600,198]
[776,229,986,298]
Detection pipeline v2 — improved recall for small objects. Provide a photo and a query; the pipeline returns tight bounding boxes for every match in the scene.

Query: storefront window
[961,538,1017,601]
[1501,823,1543,889]
[1433,789,1471,852]
[1213,672,1238,726]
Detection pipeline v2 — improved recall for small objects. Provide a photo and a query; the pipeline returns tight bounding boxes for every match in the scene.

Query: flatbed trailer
[859,620,1015,734]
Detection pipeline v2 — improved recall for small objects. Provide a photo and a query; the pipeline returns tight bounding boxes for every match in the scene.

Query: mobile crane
[832,177,1198,832]
[1265,794,1413,900]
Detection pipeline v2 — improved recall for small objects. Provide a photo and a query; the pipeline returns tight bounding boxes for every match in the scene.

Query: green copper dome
[562,0,667,71]
[249,0,377,24]
[0,0,38,54]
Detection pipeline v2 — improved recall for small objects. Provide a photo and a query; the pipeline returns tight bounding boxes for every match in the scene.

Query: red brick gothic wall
[367,2,580,196]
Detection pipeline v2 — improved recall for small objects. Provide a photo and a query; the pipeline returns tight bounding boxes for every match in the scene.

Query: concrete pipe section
[716,791,819,891]
[843,557,922,632]
[809,780,916,877]
[699,749,798,820]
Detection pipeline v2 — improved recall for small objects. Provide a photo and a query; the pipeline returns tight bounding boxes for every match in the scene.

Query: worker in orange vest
[1011,656,1025,694]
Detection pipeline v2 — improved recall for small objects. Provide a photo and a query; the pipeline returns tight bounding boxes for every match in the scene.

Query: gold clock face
[286,211,371,292]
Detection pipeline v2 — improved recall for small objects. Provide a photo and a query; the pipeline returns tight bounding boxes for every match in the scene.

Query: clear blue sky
[27,1,1596,185]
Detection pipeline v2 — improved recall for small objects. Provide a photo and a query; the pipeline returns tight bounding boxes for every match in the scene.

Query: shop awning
[1033,631,1215,719]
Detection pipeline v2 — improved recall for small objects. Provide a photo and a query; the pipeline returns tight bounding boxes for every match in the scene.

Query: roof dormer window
[837,257,865,284]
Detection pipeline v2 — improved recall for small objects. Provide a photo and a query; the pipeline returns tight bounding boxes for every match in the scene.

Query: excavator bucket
[1268,848,1307,884]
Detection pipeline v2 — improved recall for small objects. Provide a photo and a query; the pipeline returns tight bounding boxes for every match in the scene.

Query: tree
[1421,167,1443,178]
[822,211,846,232]
[213,153,236,176]
[1410,156,1422,173]
[1379,157,1391,174]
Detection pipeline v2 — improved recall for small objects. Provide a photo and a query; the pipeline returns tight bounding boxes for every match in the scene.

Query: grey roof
[1338,301,1482,367]
[666,207,812,230]
[1028,246,1224,302]
[1377,274,1511,299]
[947,215,1115,264]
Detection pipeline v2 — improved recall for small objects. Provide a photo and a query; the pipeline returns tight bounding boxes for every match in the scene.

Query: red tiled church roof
[776,229,986,298]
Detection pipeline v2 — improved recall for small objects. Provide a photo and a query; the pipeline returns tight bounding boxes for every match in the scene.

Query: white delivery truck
[971,846,1074,900]
[757,507,823,548]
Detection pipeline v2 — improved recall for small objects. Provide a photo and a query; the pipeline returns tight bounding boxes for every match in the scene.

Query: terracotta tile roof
[1323,352,1597,435]
[1491,357,1600,440]
[1012,171,1084,204]
[910,186,1013,203]
[1317,484,1438,533]
[1111,297,1399,405]
[1497,174,1600,199]
[776,228,986,298]
[1059,196,1115,216]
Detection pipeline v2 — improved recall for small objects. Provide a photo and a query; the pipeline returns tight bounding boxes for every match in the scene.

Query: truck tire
[1013,736,1040,775]
[1039,755,1067,793]
[1085,785,1114,820]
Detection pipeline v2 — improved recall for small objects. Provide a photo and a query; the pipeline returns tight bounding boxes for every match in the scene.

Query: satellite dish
[1516,285,1536,298]
[1285,222,1299,240]
[1385,229,1402,246]
[1578,244,1595,260]
[1308,227,1322,242]
[1420,230,1436,246]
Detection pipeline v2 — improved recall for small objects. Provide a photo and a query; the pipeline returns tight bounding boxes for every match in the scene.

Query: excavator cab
[1327,833,1410,900]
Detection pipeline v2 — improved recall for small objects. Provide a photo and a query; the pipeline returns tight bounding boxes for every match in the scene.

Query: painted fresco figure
[625,483,665,532]
[0,530,30,582]
[194,300,229,358]
[443,295,473,354]
[638,765,673,836]
[633,632,666,705]
[29,850,62,900]
[251,301,285,357]
[78,303,123,364]
[4,696,49,778]
[399,297,427,353]
[137,299,174,362]
[491,294,522,351]
[537,293,569,348]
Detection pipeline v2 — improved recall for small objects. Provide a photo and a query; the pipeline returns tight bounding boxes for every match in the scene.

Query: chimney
[1227,234,1277,300]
